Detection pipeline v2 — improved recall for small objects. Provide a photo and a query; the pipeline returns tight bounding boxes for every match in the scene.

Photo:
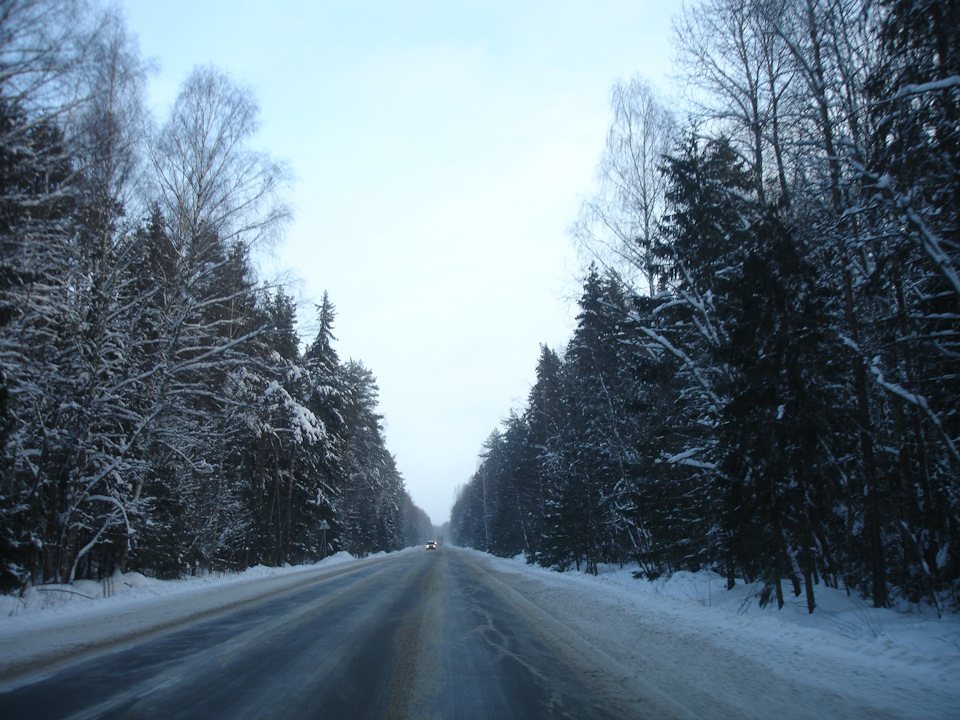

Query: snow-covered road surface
[1,547,957,719]
[1,549,619,719]
[470,551,958,719]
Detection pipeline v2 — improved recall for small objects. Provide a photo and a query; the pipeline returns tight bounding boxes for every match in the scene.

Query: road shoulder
[462,548,955,720]
[0,551,408,687]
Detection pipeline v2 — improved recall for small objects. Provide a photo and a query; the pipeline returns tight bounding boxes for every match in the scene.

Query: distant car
[425,540,437,550]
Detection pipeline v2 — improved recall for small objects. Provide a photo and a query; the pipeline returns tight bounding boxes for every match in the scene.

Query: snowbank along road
[0,547,954,719]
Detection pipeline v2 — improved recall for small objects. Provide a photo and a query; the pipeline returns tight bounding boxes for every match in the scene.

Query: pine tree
[522,345,564,560]
[863,0,960,607]
[0,102,78,586]
[539,267,636,574]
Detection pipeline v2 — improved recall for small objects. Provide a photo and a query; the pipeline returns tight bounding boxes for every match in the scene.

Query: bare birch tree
[573,76,676,295]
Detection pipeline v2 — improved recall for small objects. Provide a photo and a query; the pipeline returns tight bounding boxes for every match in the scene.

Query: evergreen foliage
[453,0,960,614]
[0,1,430,592]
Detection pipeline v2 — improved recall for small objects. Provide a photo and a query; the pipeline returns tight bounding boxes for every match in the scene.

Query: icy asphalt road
[1,546,943,720]
[0,548,626,720]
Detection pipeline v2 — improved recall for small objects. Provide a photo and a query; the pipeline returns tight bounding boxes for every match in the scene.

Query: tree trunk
[842,269,887,608]
[285,455,294,563]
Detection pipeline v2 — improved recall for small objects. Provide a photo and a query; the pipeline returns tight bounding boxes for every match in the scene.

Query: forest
[0,0,433,592]
[451,0,960,614]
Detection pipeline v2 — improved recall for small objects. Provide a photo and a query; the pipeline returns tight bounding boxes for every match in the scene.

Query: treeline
[0,0,432,592]
[452,0,960,613]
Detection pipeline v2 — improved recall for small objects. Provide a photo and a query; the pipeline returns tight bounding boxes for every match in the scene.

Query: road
[0,548,627,720]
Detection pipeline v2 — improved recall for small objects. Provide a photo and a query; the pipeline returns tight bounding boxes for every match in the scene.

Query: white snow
[893,75,960,98]
[469,550,960,720]
[2,549,958,718]
[0,552,357,621]
[0,551,365,680]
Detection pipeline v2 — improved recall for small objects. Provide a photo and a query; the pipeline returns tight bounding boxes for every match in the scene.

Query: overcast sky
[120,0,683,525]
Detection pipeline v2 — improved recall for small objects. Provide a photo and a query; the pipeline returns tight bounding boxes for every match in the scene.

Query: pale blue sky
[121,0,683,525]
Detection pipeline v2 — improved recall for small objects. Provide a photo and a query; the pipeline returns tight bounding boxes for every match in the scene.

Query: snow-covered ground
[2,548,958,718]
[470,550,960,719]
[0,551,360,625]
[0,551,377,680]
